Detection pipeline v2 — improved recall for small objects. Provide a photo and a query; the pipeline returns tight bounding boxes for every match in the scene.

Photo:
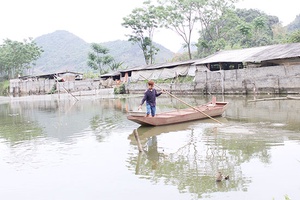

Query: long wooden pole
[54,76,79,101]
[140,75,222,124]
[133,129,144,152]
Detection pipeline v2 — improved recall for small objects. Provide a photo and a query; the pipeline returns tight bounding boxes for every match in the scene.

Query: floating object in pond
[216,172,229,182]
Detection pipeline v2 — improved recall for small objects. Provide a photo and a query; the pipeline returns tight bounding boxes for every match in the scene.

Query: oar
[139,75,223,124]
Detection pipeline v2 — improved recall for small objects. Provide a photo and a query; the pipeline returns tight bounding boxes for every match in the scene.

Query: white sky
[0,0,299,52]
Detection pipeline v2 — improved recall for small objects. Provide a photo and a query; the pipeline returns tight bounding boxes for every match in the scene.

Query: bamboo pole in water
[133,129,144,152]
[54,76,79,101]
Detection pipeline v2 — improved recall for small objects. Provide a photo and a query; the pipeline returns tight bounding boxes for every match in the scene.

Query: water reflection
[127,123,248,197]
[0,95,300,200]
[0,99,129,145]
[0,103,44,144]
[127,115,300,198]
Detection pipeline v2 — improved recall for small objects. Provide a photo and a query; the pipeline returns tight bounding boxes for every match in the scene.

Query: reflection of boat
[128,118,227,145]
[127,101,228,126]
[129,122,194,144]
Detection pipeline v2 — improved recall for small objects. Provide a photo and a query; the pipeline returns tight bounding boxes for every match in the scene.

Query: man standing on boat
[138,80,163,117]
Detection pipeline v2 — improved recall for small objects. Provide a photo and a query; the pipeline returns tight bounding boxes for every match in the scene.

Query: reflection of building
[146,136,159,170]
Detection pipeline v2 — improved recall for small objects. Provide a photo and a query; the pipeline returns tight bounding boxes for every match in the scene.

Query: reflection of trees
[0,114,43,144]
[127,124,289,198]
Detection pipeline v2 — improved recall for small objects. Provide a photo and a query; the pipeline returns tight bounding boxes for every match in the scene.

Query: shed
[193,43,300,71]
[121,60,201,82]
[100,71,121,81]
[19,71,83,81]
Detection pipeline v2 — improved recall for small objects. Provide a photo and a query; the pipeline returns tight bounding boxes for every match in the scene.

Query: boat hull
[127,102,228,126]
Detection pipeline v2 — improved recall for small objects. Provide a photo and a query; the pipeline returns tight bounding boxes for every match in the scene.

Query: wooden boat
[287,95,300,100]
[127,100,229,126]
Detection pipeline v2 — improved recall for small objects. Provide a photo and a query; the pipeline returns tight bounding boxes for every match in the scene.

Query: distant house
[19,71,83,82]
[100,71,121,81]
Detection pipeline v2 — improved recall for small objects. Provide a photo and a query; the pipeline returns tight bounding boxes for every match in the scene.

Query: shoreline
[0,96,10,104]
[0,92,144,104]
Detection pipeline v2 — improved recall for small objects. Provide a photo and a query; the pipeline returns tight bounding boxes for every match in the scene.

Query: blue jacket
[140,89,162,107]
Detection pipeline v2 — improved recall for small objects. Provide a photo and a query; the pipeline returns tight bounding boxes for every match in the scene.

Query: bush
[83,71,99,79]
[114,84,126,94]
[0,80,10,96]
[48,84,57,94]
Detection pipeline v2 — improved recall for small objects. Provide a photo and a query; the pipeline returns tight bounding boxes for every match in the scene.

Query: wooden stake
[54,76,79,101]
[133,129,144,152]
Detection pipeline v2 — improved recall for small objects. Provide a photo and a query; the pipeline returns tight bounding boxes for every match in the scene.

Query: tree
[122,1,159,65]
[287,30,300,43]
[235,8,280,44]
[195,7,281,56]
[197,8,241,56]
[158,0,233,58]
[157,0,199,59]
[87,43,113,75]
[0,38,43,79]
[272,23,287,44]
[109,61,125,72]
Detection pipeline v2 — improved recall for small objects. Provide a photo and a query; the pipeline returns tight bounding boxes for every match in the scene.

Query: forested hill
[34,30,174,74]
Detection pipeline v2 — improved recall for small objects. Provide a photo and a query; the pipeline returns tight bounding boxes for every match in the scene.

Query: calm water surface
[0,95,299,200]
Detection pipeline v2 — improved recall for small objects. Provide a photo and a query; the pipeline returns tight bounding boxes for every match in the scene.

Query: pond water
[0,95,299,200]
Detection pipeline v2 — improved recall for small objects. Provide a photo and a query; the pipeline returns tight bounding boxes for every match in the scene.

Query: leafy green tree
[157,0,199,59]
[0,38,43,79]
[236,15,273,48]
[236,21,253,47]
[87,43,113,75]
[197,8,241,56]
[236,9,282,47]
[195,7,281,56]
[250,16,272,46]
[272,23,287,44]
[287,30,300,43]
[122,1,159,65]
[109,61,124,71]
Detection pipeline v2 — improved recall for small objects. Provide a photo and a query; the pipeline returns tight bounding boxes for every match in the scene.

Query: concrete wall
[10,64,300,96]
[10,79,103,96]
[126,82,198,95]
[194,64,300,95]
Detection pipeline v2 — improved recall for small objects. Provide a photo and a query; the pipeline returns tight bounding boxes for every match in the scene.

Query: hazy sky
[0,0,299,52]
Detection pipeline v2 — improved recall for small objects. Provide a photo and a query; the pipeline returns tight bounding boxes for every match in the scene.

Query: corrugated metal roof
[100,71,120,77]
[194,43,300,65]
[146,59,201,70]
[121,59,203,72]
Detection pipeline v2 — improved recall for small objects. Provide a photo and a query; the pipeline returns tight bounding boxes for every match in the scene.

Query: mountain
[286,14,300,32]
[34,30,175,74]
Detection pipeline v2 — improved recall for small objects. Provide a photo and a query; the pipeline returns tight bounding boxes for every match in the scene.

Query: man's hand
[138,105,142,110]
